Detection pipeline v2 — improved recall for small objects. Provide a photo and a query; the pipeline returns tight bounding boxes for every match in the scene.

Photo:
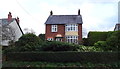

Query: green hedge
[5,52,119,64]
[88,31,109,46]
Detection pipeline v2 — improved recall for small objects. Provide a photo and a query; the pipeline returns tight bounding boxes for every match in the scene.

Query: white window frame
[55,38,62,42]
[51,25,57,32]
[66,36,78,44]
[65,24,78,31]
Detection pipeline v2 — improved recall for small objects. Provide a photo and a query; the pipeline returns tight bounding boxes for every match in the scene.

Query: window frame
[65,24,78,31]
[65,36,78,44]
[51,25,57,32]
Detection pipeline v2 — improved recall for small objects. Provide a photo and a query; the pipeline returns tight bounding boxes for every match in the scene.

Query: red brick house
[45,10,83,44]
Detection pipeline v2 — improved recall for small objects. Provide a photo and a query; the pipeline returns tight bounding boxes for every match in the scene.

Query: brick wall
[45,24,65,41]
[78,24,82,41]
[45,24,82,43]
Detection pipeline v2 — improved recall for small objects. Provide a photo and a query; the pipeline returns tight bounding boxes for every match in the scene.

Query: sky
[0,0,119,37]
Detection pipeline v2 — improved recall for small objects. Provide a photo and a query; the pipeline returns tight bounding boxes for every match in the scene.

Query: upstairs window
[51,25,57,32]
[65,24,78,31]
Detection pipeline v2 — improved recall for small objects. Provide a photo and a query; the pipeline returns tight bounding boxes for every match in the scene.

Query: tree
[2,25,15,43]
[23,28,35,34]
[15,33,43,51]
[106,31,120,51]
[38,34,45,41]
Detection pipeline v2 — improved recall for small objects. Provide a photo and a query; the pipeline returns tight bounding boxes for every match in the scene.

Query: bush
[82,38,89,46]
[94,41,107,51]
[16,33,42,47]
[4,33,43,52]
[106,31,120,51]
[41,41,78,51]
[88,32,108,45]
[77,45,103,52]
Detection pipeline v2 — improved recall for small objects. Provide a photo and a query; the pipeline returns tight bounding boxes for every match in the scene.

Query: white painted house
[0,12,24,46]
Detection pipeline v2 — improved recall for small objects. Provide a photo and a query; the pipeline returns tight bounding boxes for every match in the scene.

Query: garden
[2,31,120,68]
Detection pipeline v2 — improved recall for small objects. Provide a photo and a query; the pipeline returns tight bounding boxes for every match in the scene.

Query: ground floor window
[47,37,53,41]
[65,36,78,44]
[55,38,62,42]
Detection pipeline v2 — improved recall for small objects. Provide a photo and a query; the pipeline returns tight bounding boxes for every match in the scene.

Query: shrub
[82,38,89,46]
[4,33,43,52]
[106,31,120,51]
[6,52,119,64]
[88,32,108,46]
[38,34,45,41]
[16,33,42,47]
[94,41,108,51]
[77,45,103,52]
[41,41,78,51]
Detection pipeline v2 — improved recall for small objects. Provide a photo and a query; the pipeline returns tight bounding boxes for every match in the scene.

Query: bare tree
[2,25,15,42]
[23,28,35,34]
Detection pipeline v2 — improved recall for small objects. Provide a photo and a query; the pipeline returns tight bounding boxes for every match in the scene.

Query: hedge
[88,31,109,45]
[5,52,119,64]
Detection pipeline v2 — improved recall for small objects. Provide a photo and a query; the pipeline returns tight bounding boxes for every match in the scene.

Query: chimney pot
[78,9,80,15]
[50,10,53,15]
[8,12,12,22]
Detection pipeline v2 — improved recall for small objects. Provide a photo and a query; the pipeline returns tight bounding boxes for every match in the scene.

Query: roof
[114,23,120,31]
[45,15,83,24]
[0,18,15,26]
[0,18,24,35]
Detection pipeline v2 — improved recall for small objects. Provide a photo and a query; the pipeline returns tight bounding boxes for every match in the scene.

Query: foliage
[38,34,45,41]
[106,31,120,51]
[3,61,119,68]
[77,45,103,52]
[16,33,42,46]
[82,38,89,46]
[94,41,107,51]
[88,31,108,46]
[41,41,78,51]
[88,31,119,51]
[5,52,118,63]
[4,33,43,52]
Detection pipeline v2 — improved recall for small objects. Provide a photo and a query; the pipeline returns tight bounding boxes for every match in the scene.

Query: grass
[2,61,119,68]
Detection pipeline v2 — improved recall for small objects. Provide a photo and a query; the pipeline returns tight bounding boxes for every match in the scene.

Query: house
[0,12,24,46]
[114,23,120,31]
[45,9,83,44]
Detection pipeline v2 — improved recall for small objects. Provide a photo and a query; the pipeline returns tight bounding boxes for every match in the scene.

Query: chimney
[50,10,53,15]
[16,17,20,23]
[8,12,12,22]
[78,9,80,15]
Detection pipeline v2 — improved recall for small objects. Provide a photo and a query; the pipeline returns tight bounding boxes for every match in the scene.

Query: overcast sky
[0,0,119,37]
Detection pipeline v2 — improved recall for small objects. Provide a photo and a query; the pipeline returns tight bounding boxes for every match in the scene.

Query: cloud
[0,0,118,36]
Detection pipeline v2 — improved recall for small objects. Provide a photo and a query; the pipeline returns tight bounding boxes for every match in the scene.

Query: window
[51,25,57,32]
[55,38,62,42]
[65,24,78,31]
[66,36,78,44]
[47,38,53,41]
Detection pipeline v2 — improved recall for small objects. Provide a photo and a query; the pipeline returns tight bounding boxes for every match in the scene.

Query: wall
[78,24,82,41]
[9,20,22,41]
[45,24,65,41]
